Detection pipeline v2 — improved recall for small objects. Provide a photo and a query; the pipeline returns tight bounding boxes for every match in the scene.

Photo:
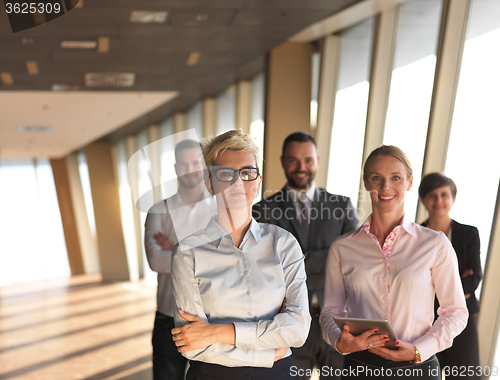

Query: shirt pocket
[197,277,212,294]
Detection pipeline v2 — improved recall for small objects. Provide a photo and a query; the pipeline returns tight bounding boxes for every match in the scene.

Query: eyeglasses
[212,167,260,182]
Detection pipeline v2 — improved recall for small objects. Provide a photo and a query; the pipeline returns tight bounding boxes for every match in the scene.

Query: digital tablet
[333,317,399,349]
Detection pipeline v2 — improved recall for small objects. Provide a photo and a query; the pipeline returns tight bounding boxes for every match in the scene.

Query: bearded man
[144,139,216,380]
[252,132,359,380]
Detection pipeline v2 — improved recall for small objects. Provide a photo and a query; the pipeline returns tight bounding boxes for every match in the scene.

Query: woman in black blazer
[419,173,482,380]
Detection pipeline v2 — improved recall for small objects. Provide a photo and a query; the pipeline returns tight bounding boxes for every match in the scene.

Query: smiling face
[281,141,320,190]
[363,155,413,218]
[210,150,261,210]
[422,185,455,218]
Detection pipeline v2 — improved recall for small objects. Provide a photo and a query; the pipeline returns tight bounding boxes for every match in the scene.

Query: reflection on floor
[0,274,157,380]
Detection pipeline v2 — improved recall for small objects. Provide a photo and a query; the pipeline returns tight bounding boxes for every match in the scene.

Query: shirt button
[246,291,251,295]
[243,271,248,276]
[247,312,252,317]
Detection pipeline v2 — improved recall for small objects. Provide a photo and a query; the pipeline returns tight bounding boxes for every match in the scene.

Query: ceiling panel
[0,0,364,157]
[169,9,237,26]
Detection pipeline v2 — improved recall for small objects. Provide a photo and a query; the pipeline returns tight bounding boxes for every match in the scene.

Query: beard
[178,171,203,189]
[285,170,314,189]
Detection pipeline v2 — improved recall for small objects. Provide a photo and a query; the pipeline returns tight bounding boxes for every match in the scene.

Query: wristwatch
[410,346,421,364]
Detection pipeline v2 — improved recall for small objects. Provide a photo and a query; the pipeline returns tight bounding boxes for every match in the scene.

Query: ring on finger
[173,335,179,342]
[367,344,372,349]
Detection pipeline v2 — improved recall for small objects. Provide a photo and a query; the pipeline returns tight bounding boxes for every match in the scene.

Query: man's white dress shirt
[144,191,216,317]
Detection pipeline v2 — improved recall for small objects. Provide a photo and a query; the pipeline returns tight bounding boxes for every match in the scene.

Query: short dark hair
[175,139,201,161]
[419,172,457,200]
[282,132,317,157]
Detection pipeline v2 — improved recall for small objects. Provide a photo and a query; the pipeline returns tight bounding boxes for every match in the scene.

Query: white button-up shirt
[319,214,468,362]
[172,217,311,368]
[144,192,216,317]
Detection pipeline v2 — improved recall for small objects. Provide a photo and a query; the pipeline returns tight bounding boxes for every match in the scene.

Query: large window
[0,158,69,285]
[216,85,236,135]
[383,0,443,220]
[159,117,177,199]
[327,17,374,212]
[445,0,500,273]
[250,73,266,202]
[186,102,203,139]
[443,0,500,371]
[115,139,140,282]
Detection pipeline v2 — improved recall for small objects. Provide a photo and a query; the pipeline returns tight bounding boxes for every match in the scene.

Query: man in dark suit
[252,132,359,379]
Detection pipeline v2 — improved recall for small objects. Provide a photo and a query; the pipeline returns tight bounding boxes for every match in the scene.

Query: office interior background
[1,0,500,378]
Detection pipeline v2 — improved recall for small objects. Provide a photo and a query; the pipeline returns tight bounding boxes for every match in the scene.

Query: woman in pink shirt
[319,145,468,379]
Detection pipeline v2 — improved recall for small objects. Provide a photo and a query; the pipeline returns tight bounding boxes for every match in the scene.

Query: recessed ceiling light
[52,84,80,91]
[186,51,201,66]
[97,36,110,53]
[1,72,14,85]
[18,125,53,134]
[195,14,209,22]
[130,11,167,23]
[85,73,135,87]
[61,40,97,49]
[26,61,39,75]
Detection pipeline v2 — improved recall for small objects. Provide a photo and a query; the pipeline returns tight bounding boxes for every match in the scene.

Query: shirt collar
[354,213,417,238]
[248,217,262,243]
[172,188,213,207]
[206,216,227,248]
[286,181,317,203]
[205,215,261,248]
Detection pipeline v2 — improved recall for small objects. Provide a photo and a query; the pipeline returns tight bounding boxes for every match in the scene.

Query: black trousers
[437,312,480,380]
[341,351,440,380]
[186,356,293,380]
[291,314,344,380]
[152,311,188,380]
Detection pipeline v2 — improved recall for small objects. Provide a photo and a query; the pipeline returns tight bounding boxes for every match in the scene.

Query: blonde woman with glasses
[171,130,311,380]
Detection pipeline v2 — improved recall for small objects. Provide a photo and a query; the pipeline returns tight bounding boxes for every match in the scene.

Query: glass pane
[327,17,374,212]
[115,139,140,282]
[159,118,177,199]
[310,51,320,129]
[383,0,443,221]
[78,151,96,237]
[251,72,266,202]
[0,158,69,285]
[77,151,100,274]
[216,85,236,135]
[445,0,500,301]
[186,102,203,139]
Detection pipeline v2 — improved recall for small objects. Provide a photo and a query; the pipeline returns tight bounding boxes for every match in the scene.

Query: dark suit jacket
[252,186,359,307]
[422,219,482,314]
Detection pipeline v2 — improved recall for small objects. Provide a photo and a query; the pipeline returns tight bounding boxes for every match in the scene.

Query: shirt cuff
[233,322,257,350]
[411,337,434,362]
[251,349,275,368]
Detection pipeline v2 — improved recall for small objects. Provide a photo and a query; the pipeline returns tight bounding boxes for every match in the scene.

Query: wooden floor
[0,275,157,380]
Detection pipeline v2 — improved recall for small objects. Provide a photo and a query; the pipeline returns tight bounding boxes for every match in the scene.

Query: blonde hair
[201,129,260,171]
[363,145,413,178]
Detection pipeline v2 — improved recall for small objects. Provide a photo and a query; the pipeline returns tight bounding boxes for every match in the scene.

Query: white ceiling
[0,91,178,158]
